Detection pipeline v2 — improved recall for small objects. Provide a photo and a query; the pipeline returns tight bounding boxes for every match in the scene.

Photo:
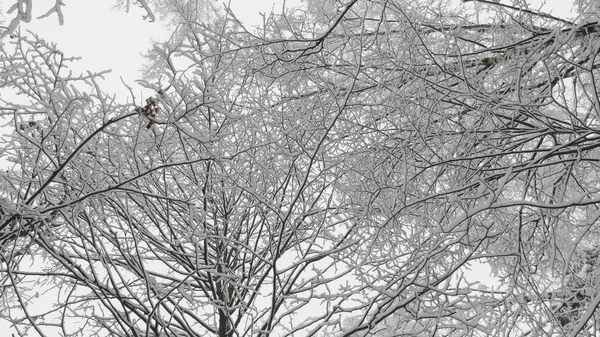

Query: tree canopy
[2,0,600,336]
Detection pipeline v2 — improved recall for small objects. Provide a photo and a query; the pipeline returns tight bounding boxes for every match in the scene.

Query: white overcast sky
[0,0,296,102]
[0,0,576,102]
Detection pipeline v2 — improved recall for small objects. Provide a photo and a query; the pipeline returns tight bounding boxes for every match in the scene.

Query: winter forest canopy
[1,0,600,336]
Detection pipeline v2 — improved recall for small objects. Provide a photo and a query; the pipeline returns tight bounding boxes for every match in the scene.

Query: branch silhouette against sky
[1,0,600,336]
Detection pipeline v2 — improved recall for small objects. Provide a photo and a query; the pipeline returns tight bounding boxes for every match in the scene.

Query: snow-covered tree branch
[2,0,600,336]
